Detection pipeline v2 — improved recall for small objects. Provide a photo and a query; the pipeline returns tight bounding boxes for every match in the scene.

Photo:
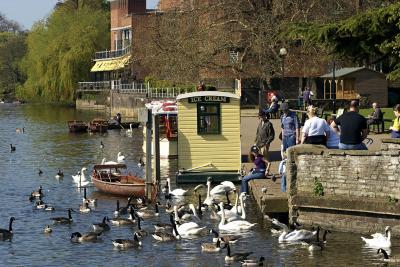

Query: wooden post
[341,79,344,99]
[154,114,161,194]
[323,80,326,99]
[145,109,152,200]
[329,80,332,99]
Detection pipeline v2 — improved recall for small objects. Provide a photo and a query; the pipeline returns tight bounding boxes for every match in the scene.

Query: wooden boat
[68,120,88,133]
[107,121,140,130]
[91,164,145,197]
[89,118,108,132]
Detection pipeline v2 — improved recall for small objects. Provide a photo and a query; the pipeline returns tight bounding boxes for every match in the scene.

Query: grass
[359,108,395,129]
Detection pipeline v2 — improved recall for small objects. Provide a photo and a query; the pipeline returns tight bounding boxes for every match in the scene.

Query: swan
[50,208,73,224]
[0,217,15,241]
[93,216,110,232]
[112,232,142,248]
[218,202,256,231]
[217,192,242,221]
[278,226,316,242]
[222,243,253,262]
[201,238,222,252]
[72,167,89,187]
[173,206,205,236]
[361,226,391,248]
[70,231,102,243]
[101,158,118,165]
[126,123,133,136]
[117,152,125,163]
[377,248,400,263]
[44,225,52,234]
[210,229,240,244]
[203,180,216,206]
[210,180,236,195]
[166,178,189,197]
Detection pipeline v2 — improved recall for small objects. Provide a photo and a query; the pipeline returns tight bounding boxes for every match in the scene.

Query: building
[320,67,388,107]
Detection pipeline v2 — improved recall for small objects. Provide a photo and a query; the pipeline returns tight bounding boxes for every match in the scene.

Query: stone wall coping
[382,138,400,144]
[287,144,400,157]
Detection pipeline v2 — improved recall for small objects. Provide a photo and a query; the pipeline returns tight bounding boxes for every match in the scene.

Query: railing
[95,45,131,60]
[78,81,110,91]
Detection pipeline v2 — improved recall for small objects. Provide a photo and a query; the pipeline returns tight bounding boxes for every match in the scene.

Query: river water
[0,104,393,266]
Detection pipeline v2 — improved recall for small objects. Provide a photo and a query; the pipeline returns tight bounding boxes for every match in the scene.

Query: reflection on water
[0,104,394,266]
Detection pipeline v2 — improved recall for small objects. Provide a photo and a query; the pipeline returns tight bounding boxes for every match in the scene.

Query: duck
[201,237,222,252]
[126,123,133,136]
[218,202,256,231]
[50,208,73,224]
[79,201,91,213]
[117,152,125,163]
[377,248,400,263]
[166,178,189,197]
[70,231,102,243]
[210,229,240,244]
[152,217,181,242]
[210,180,236,195]
[222,243,253,262]
[82,187,96,206]
[72,167,89,187]
[93,216,110,232]
[240,257,266,266]
[361,226,391,248]
[44,225,53,234]
[112,232,142,248]
[136,202,159,218]
[0,217,15,241]
[10,144,16,152]
[55,169,64,179]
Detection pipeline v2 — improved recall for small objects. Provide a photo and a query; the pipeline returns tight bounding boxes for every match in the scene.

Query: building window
[197,103,221,135]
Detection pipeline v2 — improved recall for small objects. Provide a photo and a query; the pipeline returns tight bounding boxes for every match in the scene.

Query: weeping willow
[18,0,109,102]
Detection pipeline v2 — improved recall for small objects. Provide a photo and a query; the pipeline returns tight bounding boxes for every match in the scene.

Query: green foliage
[144,76,196,91]
[18,0,109,103]
[313,177,324,197]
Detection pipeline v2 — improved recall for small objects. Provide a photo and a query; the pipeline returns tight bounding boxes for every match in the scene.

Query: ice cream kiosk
[175,91,241,183]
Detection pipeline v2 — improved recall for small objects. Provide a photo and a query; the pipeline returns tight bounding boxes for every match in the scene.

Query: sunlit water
[0,104,393,266]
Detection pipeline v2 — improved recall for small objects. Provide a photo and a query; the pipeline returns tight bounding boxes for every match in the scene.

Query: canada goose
[0,217,15,241]
[79,201,91,213]
[72,168,89,187]
[110,208,135,226]
[136,202,159,218]
[138,158,145,166]
[43,205,55,211]
[162,180,169,194]
[38,169,43,176]
[136,217,148,236]
[361,226,391,248]
[240,257,266,266]
[71,231,102,243]
[166,178,189,197]
[152,218,180,242]
[210,229,240,244]
[30,186,43,201]
[50,208,73,224]
[377,248,400,263]
[114,197,133,217]
[305,227,326,251]
[44,225,52,234]
[83,187,97,206]
[222,243,252,262]
[117,152,125,163]
[55,169,64,179]
[201,238,222,252]
[154,214,174,232]
[112,232,142,248]
[93,216,110,232]
[10,144,16,152]
[218,202,256,231]
[100,141,104,149]
[16,128,24,133]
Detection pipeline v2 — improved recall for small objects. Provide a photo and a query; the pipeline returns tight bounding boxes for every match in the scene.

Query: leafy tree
[18,0,109,102]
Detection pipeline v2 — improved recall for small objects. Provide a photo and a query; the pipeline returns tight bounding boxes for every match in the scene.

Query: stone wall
[287,142,400,235]
[110,92,146,120]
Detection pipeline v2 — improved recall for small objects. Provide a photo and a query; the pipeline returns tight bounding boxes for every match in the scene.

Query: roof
[320,67,385,78]
[176,91,239,100]
[91,55,130,72]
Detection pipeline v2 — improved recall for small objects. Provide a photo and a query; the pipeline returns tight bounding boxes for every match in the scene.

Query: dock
[249,178,288,215]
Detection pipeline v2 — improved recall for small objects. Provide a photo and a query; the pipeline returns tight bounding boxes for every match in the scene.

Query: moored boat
[91,164,145,197]
[68,120,88,133]
[89,118,108,133]
[107,121,140,130]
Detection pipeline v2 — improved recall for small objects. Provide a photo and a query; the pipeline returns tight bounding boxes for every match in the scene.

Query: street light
[279,47,288,94]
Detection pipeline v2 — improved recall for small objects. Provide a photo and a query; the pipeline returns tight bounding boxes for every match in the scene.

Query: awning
[91,56,130,72]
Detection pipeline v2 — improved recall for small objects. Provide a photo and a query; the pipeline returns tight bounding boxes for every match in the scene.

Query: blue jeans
[281,174,286,192]
[391,131,400,138]
[240,170,266,194]
[282,134,296,152]
[339,142,367,150]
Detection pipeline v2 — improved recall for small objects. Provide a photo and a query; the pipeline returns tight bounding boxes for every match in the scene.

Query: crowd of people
[240,96,400,194]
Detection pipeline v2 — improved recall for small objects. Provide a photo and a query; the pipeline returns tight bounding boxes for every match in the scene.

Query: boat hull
[68,121,88,133]
[91,175,145,197]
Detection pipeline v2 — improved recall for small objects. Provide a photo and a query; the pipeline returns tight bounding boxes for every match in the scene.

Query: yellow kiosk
[176,91,241,183]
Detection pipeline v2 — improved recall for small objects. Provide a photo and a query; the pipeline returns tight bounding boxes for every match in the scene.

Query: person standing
[254,111,275,160]
[301,105,330,145]
[280,102,301,152]
[390,104,400,138]
[331,100,368,150]
[303,87,312,109]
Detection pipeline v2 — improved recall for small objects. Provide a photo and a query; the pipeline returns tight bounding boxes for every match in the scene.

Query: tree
[18,0,109,102]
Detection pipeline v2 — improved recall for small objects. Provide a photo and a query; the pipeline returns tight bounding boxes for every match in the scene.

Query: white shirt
[302,116,330,136]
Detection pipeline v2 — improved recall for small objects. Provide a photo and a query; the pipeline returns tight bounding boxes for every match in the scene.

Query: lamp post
[279,47,288,95]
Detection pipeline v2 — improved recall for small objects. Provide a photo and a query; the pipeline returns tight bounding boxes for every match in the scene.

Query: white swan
[173,205,204,236]
[218,202,256,231]
[361,226,391,248]
[126,123,133,136]
[278,224,316,242]
[210,181,236,195]
[167,178,189,197]
[101,158,118,165]
[117,152,125,163]
[203,180,216,206]
[72,167,89,187]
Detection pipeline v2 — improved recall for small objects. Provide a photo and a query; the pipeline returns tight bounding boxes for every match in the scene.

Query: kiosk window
[197,103,220,134]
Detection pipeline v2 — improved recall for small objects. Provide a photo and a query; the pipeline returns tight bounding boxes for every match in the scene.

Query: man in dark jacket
[254,111,275,160]
[367,102,383,127]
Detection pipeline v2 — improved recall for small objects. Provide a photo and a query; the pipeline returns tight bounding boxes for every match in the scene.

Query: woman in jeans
[301,105,330,146]
[390,104,400,138]
[240,146,270,194]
